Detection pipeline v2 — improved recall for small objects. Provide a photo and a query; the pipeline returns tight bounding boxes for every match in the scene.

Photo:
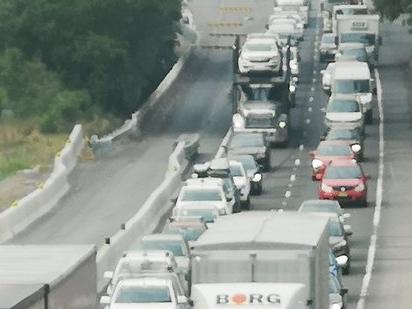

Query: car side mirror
[170,197,178,204]
[344,224,353,236]
[340,288,349,296]
[100,296,111,305]
[320,135,326,141]
[103,271,113,280]
[265,23,269,30]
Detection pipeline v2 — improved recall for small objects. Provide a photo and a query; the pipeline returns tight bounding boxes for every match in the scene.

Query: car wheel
[255,184,263,195]
[365,109,373,124]
[243,196,251,210]
[342,260,351,275]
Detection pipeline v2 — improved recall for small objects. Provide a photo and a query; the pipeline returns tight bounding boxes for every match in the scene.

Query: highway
[5,0,412,308]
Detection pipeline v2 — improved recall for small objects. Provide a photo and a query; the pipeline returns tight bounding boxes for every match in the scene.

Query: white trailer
[331,4,368,34]
[191,283,307,309]
[190,211,330,309]
[0,245,97,309]
[336,14,381,61]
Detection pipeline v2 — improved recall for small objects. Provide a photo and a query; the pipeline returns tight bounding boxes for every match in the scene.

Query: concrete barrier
[96,141,189,291]
[214,127,233,159]
[0,125,85,242]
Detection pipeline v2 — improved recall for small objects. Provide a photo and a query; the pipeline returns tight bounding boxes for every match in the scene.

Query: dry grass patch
[0,121,67,180]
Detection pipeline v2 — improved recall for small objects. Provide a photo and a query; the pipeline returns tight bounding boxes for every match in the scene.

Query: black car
[227,132,271,171]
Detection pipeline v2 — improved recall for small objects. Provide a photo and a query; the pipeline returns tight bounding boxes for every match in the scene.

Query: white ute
[190,283,307,309]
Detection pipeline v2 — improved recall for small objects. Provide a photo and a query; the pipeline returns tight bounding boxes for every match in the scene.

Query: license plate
[338,192,348,197]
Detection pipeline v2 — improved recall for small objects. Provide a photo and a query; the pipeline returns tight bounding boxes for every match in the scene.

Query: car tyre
[365,109,373,124]
[255,184,263,195]
[342,260,351,275]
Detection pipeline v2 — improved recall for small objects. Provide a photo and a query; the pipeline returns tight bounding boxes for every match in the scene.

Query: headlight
[289,85,296,93]
[331,303,342,309]
[278,121,287,129]
[333,239,347,249]
[312,159,323,169]
[252,173,262,182]
[354,182,365,192]
[351,144,361,153]
[321,183,333,193]
[232,114,245,129]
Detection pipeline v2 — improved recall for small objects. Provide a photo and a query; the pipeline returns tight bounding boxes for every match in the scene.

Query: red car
[319,160,368,207]
[310,141,356,181]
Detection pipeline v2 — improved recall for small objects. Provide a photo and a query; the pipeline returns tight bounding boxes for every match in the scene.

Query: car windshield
[246,115,274,128]
[230,134,264,148]
[341,33,375,46]
[244,42,276,52]
[327,129,360,140]
[230,164,244,177]
[164,226,204,241]
[300,202,340,214]
[341,48,367,58]
[324,166,363,179]
[329,220,344,237]
[322,35,335,44]
[181,189,222,202]
[327,99,360,112]
[140,240,185,256]
[334,79,370,94]
[329,276,340,293]
[235,157,257,171]
[177,209,216,223]
[115,285,171,303]
[318,144,352,156]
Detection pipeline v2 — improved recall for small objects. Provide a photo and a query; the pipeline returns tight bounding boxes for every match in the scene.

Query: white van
[331,61,375,123]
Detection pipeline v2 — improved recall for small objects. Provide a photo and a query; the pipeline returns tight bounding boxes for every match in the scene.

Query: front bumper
[239,61,281,74]
[319,189,367,204]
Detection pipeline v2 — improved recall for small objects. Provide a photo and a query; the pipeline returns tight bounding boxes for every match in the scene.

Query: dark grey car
[227,132,271,171]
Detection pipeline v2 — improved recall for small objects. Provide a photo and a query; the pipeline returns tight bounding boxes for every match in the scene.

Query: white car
[324,95,364,133]
[329,274,348,309]
[134,234,190,280]
[238,37,282,75]
[229,160,251,209]
[103,250,187,296]
[175,179,233,215]
[269,12,304,37]
[100,278,190,309]
[268,18,303,41]
[266,23,299,46]
[185,177,235,213]
[321,62,335,93]
[274,0,309,26]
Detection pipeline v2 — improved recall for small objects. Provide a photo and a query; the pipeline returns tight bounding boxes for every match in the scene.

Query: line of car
[99,1,377,309]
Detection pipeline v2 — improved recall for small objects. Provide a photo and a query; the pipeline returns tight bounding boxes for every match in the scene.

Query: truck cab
[190,283,307,309]
[232,100,289,146]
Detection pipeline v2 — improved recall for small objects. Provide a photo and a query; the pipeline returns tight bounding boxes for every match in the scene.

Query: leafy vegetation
[373,0,410,22]
[0,0,182,133]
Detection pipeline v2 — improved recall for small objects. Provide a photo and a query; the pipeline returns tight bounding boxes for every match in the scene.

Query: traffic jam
[100,0,380,308]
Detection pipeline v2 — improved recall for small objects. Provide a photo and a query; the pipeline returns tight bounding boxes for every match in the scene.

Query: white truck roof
[191,283,307,309]
[333,61,370,80]
[193,211,329,250]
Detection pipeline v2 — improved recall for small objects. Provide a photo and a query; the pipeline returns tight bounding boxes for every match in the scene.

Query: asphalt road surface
[5,0,412,307]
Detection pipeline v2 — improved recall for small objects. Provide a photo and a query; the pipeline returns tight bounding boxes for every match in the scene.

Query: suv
[238,36,282,75]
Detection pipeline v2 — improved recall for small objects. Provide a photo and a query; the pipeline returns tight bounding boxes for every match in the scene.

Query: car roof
[327,159,359,167]
[319,140,350,147]
[142,234,185,242]
[117,277,170,287]
[122,250,174,260]
[209,158,230,170]
[333,61,370,79]
[329,94,359,102]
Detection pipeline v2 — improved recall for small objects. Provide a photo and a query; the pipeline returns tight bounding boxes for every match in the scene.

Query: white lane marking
[309,97,314,102]
[356,68,384,309]
[299,144,304,151]
[285,191,291,198]
[311,86,315,92]
[288,183,293,188]
[308,107,313,112]
[313,78,317,83]
[295,157,302,164]
[290,174,296,182]
[281,200,287,207]
[313,70,317,74]
[305,118,311,124]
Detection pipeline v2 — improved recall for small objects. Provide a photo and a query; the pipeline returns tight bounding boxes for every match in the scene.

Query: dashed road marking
[305,119,311,124]
[308,107,313,112]
[290,174,296,182]
[285,191,291,199]
[356,68,384,309]
[309,97,314,102]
